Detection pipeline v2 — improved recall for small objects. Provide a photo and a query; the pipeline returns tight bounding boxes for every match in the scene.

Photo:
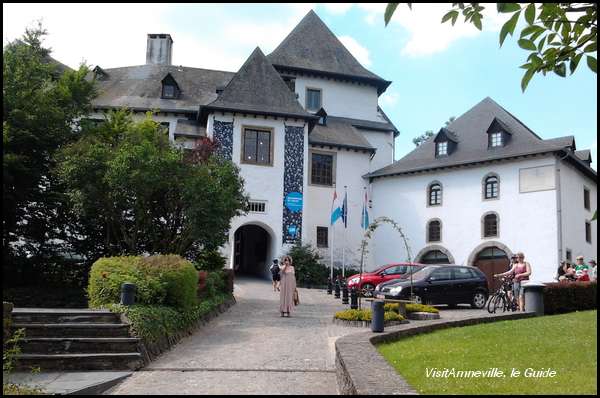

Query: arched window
[421,250,450,264]
[484,175,499,199]
[427,220,441,242]
[483,213,499,238]
[428,183,442,206]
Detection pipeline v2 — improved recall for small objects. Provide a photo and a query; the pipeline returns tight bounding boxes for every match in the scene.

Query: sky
[3,3,597,169]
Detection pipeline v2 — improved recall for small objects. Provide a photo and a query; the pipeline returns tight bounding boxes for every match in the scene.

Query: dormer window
[490,132,503,148]
[161,73,180,99]
[316,108,327,126]
[437,141,448,156]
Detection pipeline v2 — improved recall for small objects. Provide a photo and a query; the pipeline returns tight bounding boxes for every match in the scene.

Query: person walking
[279,255,297,317]
[270,259,281,292]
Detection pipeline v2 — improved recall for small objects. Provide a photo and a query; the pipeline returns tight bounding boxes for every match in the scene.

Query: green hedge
[88,255,198,309]
[543,282,597,315]
[384,303,439,314]
[334,309,404,322]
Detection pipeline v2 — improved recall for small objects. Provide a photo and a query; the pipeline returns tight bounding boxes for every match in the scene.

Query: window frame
[316,226,329,248]
[585,220,592,244]
[483,174,500,200]
[583,186,591,211]
[489,131,503,148]
[436,141,448,157]
[482,212,499,238]
[305,87,322,112]
[427,182,443,207]
[427,219,442,243]
[240,126,274,167]
[309,149,336,187]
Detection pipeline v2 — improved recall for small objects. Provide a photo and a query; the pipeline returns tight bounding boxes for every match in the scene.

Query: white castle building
[87,11,597,285]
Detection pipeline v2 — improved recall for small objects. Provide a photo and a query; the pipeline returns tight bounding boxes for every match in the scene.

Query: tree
[385,3,597,91]
[412,116,455,147]
[56,110,248,261]
[3,23,96,264]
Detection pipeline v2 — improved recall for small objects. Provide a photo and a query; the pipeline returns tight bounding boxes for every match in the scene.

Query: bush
[194,250,227,272]
[88,255,198,309]
[286,243,360,287]
[334,309,405,322]
[543,282,597,315]
[384,303,439,314]
[204,271,226,298]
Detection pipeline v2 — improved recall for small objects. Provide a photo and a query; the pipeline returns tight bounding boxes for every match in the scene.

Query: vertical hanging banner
[282,125,304,244]
[212,120,234,160]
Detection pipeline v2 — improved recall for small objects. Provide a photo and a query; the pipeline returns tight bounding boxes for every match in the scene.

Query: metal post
[350,287,358,309]
[342,281,349,304]
[327,277,332,295]
[334,278,341,299]
[371,299,385,332]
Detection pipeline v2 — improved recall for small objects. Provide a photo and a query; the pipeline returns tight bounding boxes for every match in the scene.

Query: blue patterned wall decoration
[283,125,305,244]
[213,120,233,160]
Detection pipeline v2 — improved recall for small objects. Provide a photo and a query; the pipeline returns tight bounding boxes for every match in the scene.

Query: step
[19,338,140,354]
[12,309,120,324]
[12,323,131,338]
[14,353,143,371]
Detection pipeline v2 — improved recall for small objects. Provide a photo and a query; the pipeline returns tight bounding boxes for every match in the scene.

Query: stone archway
[233,223,276,279]
[467,241,513,292]
[414,245,456,264]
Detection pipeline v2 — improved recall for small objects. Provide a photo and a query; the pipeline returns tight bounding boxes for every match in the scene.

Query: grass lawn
[377,310,597,395]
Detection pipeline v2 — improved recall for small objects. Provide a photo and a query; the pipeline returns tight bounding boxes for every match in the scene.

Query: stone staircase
[11,308,143,371]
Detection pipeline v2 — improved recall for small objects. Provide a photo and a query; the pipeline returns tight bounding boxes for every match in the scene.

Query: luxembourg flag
[361,189,370,230]
[331,190,342,225]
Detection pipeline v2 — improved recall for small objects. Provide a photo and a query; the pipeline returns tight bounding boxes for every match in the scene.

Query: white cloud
[323,3,354,15]
[380,90,399,107]
[339,35,371,67]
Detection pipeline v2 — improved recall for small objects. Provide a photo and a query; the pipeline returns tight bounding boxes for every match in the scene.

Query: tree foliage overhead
[3,23,96,261]
[385,3,597,91]
[56,110,248,261]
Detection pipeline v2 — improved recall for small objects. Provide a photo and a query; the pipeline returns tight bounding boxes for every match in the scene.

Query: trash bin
[120,282,137,306]
[371,299,385,332]
[523,281,545,316]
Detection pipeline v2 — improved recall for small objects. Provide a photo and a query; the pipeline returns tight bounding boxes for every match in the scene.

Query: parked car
[346,263,424,297]
[373,265,489,309]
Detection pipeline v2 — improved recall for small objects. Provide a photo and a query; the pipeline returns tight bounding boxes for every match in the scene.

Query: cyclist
[494,252,531,312]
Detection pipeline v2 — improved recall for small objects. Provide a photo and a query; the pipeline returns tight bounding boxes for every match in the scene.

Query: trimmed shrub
[543,282,597,315]
[194,250,227,272]
[204,271,226,298]
[384,302,439,314]
[334,309,404,322]
[88,255,198,309]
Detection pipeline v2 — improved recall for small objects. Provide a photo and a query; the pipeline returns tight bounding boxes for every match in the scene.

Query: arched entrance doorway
[233,224,272,279]
[419,250,450,264]
[474,246,510,292]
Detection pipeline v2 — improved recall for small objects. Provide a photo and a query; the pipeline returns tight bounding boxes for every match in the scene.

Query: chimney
[146,34,173,65]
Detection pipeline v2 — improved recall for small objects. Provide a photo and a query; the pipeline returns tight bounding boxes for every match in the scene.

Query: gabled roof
[200,47,316,124]
[267,10,391,95]
[369,97,595,179]
[575,149,592,162]
[90,64,235,113]
[434,127,458,143]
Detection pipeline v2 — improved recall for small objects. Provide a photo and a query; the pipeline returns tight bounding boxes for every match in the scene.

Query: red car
[346,263,424,297]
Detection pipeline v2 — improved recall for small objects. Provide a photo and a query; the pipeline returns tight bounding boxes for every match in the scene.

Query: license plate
[376,294,386,299]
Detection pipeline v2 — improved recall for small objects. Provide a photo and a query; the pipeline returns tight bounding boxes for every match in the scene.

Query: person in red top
[494,252,531,312]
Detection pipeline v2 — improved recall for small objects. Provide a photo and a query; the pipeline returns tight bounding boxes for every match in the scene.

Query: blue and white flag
[361,189,369,230]
[341,188,348,228]
[331,190,341,225]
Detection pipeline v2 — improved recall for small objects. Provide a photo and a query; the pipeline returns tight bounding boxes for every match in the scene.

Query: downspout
[555,152,568,263]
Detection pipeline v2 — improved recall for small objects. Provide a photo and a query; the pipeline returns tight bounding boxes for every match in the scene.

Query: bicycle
[486,276,518,313]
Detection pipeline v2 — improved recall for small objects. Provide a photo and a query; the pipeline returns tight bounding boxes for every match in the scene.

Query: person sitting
[561,261,577,282]
[574,256,590,279]
[577,268,590,282]
[589,260,597,282]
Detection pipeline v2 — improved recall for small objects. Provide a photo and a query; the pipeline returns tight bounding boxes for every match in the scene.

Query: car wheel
[471,291,487,309]
[411,295,423,304]
[361,284,375,298]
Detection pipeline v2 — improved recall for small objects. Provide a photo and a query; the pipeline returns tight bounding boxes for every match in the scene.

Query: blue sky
[3,3,597,167]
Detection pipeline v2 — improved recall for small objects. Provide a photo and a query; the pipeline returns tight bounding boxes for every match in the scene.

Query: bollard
[120,282,137,306]
[334,279,341,299]
[327,278,333,295]
[523,281,546,316]
[350,287,358,310]
[342,282,349,304]
[371,299,385,332]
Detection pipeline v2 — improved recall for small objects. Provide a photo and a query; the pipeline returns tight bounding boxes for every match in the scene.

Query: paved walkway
[107,277,504,395]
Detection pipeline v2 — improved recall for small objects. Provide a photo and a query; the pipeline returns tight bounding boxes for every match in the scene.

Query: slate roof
[369,97,596,179]
[267,10,391,95]
[174,119,206,137]
[309,116,376,152]
[200,47,316,122]
[575,149,592,162]
[90,64,235,113]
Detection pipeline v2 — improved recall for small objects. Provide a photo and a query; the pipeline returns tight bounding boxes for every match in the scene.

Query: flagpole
[342,185,347,279]
[330,219,334,282]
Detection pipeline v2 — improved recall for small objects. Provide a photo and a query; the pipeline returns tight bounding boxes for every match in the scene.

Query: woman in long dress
[279,255,296,317]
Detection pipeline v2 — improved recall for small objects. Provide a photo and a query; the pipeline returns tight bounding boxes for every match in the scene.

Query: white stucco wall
[370,156,562,281]
[558,158,597,264]
[304,147,373,274]
[207,113,308,272]
[361,129,395,172]
[294,76,380,122]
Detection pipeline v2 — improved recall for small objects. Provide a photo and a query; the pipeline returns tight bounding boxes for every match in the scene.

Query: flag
[341,189,348,228]
[361,189,369,230]
[330,190,341,225]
